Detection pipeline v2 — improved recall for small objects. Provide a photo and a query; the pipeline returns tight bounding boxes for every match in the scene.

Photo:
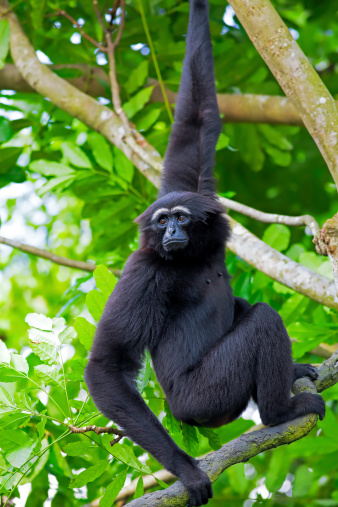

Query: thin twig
[57,9,106,51]
[69,424,125,437]
[110,435,124,446]
[222,197,328,255]
[93,0,130,134]
[0,235,121,276]
[223,197,320,235]
[138,0,174,124]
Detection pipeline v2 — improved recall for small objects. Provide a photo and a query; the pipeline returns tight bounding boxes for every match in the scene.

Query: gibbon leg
[169,303,325,426]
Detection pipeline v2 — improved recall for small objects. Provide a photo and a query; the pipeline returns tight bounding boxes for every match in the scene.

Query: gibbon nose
[168,224,176,236]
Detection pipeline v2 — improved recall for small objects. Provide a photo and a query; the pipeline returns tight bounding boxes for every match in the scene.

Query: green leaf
[63,441,96,456]
[133,476,144,499]
[25,313,53,331]
[34,364,62,387]
[264,144,292,167]
[70,459,108,488]
[154,477,169,489]
[0,341,10,364]
[86,290,107,321]
[279,294,309,327]
[136,351,152,394]
[0,412,30,430]
[109,443,150,473]
[6,443,35,468]
[10,353,29,375]
[0,19,10,69]
[36,174,75,197]
[258,125,293,150]
[292,465,313,497]
[216,133,230,151]
[236,124,264,172]
[113,147,134,183]
[163,400,181,435]
[123,86,154,119]
[289,322,338,359]
[30,341,58,365]
[197,427,222,451]
[59,326,76,344]
[99,470,127,507]
[135,105,162,132]
[125,61,149,94]
[0,118,14,143]
[94,265,117,298]
[61,142,92,168]
[29,0,46,31]
[29,160,74,177]
[88,132,113,172]
[68,357,87,381]
[0,429,32,453]
[182,423,199,456]
[0,364,26,382]
[37,416,47,440]
[28,327,57,346]
[74,317,96,350]
[0,148,22,174]
[262,224,291,251]
[0,386,15,412]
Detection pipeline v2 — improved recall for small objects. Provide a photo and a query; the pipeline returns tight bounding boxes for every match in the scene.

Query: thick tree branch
[0,236,121,276]
[0,64,319,126]
[225,213,338,311]
[228,0,338,188]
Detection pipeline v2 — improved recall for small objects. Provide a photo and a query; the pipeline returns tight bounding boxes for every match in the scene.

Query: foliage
[0,0,338,505]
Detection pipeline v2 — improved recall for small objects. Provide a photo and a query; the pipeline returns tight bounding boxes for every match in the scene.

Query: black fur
[85,1,325,506]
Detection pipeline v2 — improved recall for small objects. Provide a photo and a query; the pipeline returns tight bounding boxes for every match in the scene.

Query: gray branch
[0,236,121,276]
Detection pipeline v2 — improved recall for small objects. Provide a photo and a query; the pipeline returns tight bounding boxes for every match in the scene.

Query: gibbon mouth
[163,239,188,251]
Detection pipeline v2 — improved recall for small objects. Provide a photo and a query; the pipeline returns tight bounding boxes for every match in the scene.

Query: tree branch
[0,235,121,276]
[223,197,328,256]
[55,9,105,51]
[224,197,322,240]
[0,62,305,126]
[225,212,338,311]
[0,64,319,126]
[228,0,338,188]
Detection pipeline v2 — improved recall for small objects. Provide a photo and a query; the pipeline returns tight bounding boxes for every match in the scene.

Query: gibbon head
[135,192,229,259]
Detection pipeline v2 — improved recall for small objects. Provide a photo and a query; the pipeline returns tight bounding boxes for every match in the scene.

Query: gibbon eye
[159,217,167,225]
[177,215,185,222]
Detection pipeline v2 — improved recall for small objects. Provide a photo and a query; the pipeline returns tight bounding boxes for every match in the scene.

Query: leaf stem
[138,0,174,124]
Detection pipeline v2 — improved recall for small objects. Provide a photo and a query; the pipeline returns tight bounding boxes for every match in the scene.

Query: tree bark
[228,0,338,188]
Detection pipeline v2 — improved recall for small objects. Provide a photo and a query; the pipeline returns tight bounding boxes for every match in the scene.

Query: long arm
[160,0,222,198]
[84,256,212,507]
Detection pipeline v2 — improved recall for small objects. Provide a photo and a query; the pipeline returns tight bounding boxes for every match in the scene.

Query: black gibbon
[85,1,325,505]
